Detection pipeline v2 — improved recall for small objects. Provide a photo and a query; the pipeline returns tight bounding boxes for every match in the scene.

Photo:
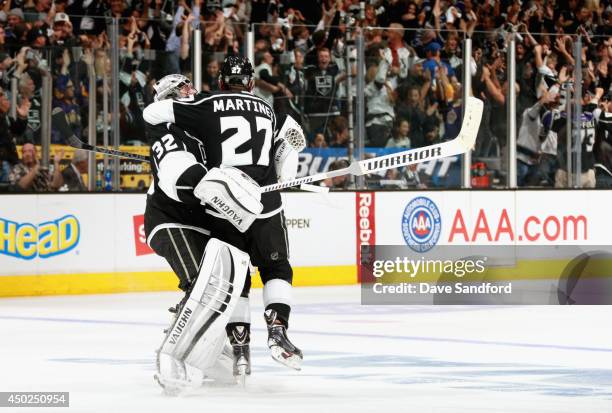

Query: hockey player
[144,73,262,390]
[143,57,304,376]
[145,75,210,293]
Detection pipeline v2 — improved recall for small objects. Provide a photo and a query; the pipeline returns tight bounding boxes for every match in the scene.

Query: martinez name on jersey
[212,97,274,119]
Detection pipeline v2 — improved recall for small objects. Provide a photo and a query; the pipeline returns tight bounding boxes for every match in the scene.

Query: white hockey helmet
[153,74,194,101]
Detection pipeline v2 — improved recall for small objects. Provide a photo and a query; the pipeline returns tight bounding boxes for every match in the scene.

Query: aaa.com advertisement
[373,191,609,249]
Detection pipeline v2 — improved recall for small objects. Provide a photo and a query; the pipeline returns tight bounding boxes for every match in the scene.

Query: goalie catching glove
[194,166,263,233]
[274,139,299,183]
[274,114,306,182]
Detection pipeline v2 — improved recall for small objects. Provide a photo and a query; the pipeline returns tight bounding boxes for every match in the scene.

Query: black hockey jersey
[548,105,599,173]
[304,63,340,115]
[144,122,210,242]
[143,90,281,215]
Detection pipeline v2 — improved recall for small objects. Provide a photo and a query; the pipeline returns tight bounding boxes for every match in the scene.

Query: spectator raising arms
[364,48,397,147]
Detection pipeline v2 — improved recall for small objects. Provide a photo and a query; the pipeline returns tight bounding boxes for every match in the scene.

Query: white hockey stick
[261,97,483,193]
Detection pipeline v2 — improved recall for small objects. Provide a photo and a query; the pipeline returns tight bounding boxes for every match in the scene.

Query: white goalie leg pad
[157,238,249,387]
[189,335,235,385]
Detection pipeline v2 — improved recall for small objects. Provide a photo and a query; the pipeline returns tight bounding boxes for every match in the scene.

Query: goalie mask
[154,74,197,101]
[219,55,254,91]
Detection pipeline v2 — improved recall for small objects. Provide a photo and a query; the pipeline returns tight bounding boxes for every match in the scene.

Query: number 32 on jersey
[220,115,273,167]
[151,135,178,160]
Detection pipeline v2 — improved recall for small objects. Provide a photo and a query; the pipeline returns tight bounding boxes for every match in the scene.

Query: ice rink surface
[1,285,612,413]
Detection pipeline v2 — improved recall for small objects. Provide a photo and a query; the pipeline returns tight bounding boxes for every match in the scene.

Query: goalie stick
[52,107,149,162]
[260,96,484,193]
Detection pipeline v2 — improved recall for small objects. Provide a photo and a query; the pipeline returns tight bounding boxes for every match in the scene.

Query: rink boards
[0,190,610,297]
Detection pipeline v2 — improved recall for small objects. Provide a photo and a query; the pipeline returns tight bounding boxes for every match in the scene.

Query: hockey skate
[227,325,251,386]
[264,309,303,370]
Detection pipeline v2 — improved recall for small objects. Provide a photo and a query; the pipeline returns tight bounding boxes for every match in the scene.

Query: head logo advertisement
[402,196,441,252]
[0,215,80,260]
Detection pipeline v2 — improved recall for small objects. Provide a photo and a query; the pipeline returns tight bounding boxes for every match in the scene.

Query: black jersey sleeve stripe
[178,163,208,187]
[158,151,201,202]
[176,163,208,205]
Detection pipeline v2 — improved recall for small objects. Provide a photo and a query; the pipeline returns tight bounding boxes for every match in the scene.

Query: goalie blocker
[194,166,264,233]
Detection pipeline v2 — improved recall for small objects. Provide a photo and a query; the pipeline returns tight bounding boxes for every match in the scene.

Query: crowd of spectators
[250,0,611,187]
[0,0,610,192]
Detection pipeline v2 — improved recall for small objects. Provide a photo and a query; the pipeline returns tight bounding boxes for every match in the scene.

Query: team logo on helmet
[221,55,254,83]
[401,196,441,252]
